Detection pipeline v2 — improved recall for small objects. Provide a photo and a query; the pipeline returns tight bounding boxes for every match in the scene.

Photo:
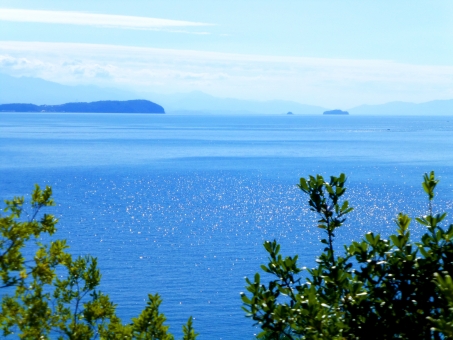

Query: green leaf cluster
[0,185,198,339]
[243,172,453,339]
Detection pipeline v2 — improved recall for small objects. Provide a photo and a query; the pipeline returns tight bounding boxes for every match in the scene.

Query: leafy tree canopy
[242,171,453,339]
[0,184,198,340]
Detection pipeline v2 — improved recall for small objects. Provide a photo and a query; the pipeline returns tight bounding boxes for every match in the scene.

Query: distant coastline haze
[1,73,452,115]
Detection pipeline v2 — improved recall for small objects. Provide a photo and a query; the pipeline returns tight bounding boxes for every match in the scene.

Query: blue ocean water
[1,113,453,339]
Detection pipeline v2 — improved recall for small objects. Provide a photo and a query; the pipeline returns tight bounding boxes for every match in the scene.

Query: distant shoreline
[0,100,165,114]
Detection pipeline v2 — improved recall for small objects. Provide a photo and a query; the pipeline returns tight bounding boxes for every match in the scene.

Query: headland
[0,100,165,113]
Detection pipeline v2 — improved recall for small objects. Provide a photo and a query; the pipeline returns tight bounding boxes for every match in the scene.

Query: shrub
[242,172,453,339]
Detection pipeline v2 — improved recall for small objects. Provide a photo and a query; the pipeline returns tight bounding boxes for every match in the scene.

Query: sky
[0,0,452,108]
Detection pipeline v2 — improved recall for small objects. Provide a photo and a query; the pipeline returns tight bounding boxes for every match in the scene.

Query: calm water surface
[1,113,453,339]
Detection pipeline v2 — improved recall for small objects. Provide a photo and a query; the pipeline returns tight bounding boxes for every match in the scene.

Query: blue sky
[1,0,452,108]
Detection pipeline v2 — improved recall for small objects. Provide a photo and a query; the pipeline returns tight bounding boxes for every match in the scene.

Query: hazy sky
[1,0,452,108]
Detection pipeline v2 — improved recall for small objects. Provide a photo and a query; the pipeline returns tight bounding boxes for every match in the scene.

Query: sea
[1,113,453,339]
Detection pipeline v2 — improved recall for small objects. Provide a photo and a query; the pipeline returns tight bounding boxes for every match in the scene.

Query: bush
[0,185,198,339]
[242,172,453,339]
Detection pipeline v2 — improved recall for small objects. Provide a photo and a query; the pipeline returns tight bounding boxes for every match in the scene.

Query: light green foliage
[422,170,439,210]
[0,185,197,339]
[243,172,453,339]
[1,185,59,289]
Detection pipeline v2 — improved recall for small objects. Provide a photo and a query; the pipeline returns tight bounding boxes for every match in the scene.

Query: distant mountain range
[0,73,138,105]
[0,100,165,114]
[1,73,452,115]
[0,74,324,115]
[146,90,326,115]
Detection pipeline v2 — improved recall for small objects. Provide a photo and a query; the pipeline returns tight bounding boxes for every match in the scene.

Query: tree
[242,171,453,339]
[0,185,197,339]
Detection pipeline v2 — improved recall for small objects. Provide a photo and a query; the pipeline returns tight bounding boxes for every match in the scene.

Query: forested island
[0,100,165,113]
[323,109,349,115]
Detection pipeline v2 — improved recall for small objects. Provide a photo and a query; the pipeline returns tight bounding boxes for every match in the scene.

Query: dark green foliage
[429,273,453,337]
[0,185,197,339]
[243,172,453,339]
[132,294,173,340]
[182,317,198,340]
[297,173,352,264]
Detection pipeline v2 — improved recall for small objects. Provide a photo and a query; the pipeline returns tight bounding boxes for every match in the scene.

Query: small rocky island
[323,109,349,115]
[0,100,165,113]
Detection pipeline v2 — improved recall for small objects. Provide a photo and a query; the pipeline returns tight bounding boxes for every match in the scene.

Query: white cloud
[1,41,452,107]
[0,8,213,32]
